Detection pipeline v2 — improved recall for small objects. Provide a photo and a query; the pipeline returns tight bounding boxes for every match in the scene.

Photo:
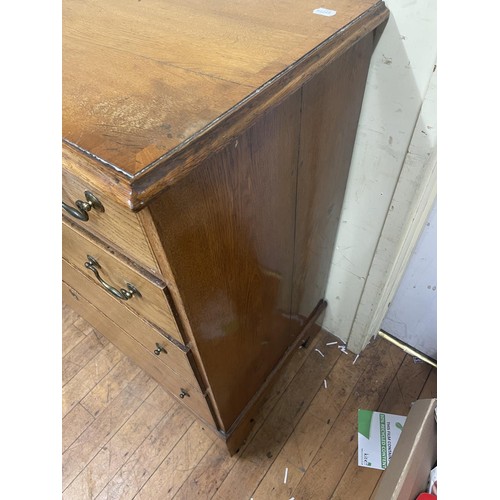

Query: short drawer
[62,219,184,344]
[62,259,202,387]
[62,280,215,425]
[62,166,161,277]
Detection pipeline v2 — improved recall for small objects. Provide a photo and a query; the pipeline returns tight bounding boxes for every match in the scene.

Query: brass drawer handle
[84,255,141,301]
[179,389,190,399]
[154,343,167,356]
[62,191,104,221]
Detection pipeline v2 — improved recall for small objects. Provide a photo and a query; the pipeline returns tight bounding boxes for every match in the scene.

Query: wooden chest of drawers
[62,0,389,453]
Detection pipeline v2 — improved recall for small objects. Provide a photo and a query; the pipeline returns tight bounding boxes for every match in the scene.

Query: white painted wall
[381,198,437,359]
[321,0,437,345]
[348,69,436,354]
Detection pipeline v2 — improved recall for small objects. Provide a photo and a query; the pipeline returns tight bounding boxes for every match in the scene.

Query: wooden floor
[62,303,437,500]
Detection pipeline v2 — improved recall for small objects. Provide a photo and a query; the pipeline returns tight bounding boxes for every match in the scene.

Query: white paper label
[313,8,337,17]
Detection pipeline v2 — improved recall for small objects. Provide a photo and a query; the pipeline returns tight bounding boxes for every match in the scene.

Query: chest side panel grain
[293,34,376,319]
[148,92,302,429]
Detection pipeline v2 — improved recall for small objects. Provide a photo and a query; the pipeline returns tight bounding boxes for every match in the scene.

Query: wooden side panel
[292,34,375,319]
[148,92,302,429]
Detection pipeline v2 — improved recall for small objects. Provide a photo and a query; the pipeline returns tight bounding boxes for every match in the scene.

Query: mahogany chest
[62,0,389,453]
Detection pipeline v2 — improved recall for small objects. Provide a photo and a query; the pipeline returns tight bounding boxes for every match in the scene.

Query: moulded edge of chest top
[62,1,389,212]
[63,141,136,210]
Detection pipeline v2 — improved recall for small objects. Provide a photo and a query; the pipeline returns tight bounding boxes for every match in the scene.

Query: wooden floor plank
[136,420,216,500]
[80,356,141,418]
[94,405,195,500]
[172,439,239,500]
[73,315,97,336]
[330,354,433,499]
[62,342,124,418]
[63,404,95,453]
[63,386,174,500]
[63,303,82,332]
[62,324,87,357]
[61,305,437,500]
[62,370,157,490]
[289,342,406,500]
[212,330,342,500]
[63,330,109,386]
[419,366,438,399]
[251,338,382,499]
[172,330,325,500]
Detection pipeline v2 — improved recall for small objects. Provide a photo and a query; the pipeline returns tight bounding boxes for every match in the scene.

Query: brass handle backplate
[154,343,167,356]
[84,255,141,301]
[179,389,190,399]
[62,191,104,221]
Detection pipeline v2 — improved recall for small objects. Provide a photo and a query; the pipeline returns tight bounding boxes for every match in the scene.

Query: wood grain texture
[62,370,157,490]
[62,329,108,386]
[95,405,196,500]
[148,91,302,430]
[80,356,142,418]
[212,331,343,500]
[71,315,95,336]
[222,303,325,454]
[419,365,438,400]
[62,220,182,342]
[62,323,86,357]
[62,0,389,209]
[62,165,160,275]
[290,342,406,500]
[63,387,174,500]
[62,305,436,499]
[136,207,223,428]
[62,0,392,456]
[143,34,378,436]
[134,420,216,500]
[62,281,214,426]
[292,34,374,319]
[62,404,95,453]
[330,355,434,500]
[174,325,327,499]
[63,342,124,418]
[62,260,200,386]
[251,337,380,499]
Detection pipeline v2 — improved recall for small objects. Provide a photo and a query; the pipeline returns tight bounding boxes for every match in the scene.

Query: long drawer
[62,280,215,425]
[62,220,184,344]
[62,165,161,277]
[62,259,202,388]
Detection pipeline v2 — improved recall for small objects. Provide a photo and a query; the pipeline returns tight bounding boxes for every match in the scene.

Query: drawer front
[62,281,214,425]
[63,259,201,387]
[62,166,160,277]
[62,220,184,343]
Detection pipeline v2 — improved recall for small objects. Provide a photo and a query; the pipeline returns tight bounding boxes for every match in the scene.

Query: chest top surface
[63,0,387,206]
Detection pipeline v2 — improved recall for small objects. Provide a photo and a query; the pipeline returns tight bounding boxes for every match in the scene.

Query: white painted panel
[347,70,436,354]
[322,0,437,342]
[381,200,437,359]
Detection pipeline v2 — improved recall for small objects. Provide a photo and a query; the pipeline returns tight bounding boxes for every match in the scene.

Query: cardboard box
[358,409,407,470]
[372,398,437,500]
